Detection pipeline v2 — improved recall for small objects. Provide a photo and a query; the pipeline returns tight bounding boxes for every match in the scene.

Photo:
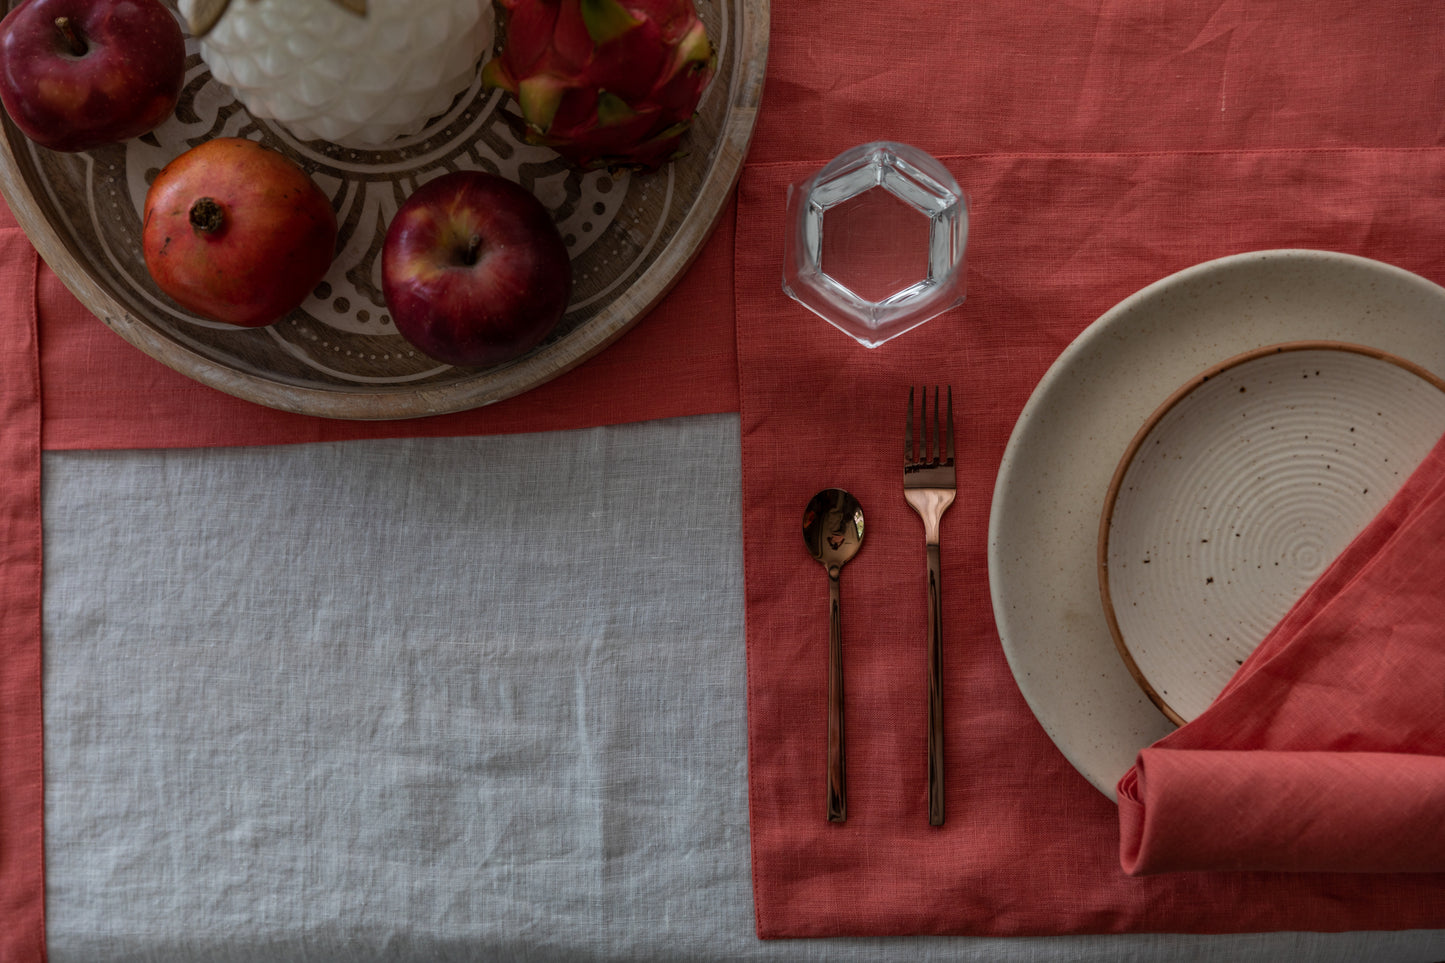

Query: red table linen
[0,224,44,963]
[2,0,1445,954]
[1119,430,1445,875]
[730,0,1445,937]
[31,197,741,451]
[735,147,1445,939]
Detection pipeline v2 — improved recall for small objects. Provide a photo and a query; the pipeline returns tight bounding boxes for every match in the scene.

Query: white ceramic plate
[1098,342,1445,725]
[988,250,1445,799]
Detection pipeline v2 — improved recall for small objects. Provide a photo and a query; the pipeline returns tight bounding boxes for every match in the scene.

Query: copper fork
[904,386,956,826]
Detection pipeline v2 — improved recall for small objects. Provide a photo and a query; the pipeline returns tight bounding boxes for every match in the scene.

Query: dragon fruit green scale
[178,0,496,149]
[481,0,716,173]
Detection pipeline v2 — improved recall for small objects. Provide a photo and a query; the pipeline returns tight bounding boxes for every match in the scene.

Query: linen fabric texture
[3,0,1445,949]
[36,436,1445,963]
[0,224,44,963]
[734,148,1445,940]
[729,0,1445,938]
[1118,432,1445,874]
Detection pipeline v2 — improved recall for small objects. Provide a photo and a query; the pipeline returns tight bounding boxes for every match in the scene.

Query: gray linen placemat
[39,415,1445,962]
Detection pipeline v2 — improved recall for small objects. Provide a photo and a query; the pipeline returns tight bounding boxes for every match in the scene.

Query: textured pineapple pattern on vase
[176,0,496,148]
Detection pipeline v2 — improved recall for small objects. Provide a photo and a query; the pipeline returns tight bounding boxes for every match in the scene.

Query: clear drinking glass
[782,142,968,348]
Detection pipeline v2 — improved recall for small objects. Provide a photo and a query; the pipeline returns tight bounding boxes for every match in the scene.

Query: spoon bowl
[802,488,865,822]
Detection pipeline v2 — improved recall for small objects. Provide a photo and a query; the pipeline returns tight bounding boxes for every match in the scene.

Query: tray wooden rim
[0,0,768,421]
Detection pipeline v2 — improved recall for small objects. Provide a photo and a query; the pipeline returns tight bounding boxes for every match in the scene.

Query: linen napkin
[1119,429,1445,875]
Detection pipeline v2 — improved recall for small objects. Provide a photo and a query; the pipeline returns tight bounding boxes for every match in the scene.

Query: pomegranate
[142,137,338,327]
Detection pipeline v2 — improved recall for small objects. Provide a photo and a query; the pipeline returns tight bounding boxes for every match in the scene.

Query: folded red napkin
[1119,430,1445,875]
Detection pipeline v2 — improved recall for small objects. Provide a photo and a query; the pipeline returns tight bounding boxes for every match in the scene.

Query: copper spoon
[803,488,865,823]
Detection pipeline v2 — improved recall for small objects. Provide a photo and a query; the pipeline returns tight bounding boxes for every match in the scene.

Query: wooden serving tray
[0,0,767,420]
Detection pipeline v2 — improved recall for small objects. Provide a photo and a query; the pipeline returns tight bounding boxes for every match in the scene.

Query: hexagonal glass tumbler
[782,142,968,348]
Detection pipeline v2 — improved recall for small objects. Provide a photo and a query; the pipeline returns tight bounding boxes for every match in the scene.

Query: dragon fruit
[481,0,716,172]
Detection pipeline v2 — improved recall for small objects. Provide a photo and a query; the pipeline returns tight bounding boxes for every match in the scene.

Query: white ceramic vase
[178,0,496,148]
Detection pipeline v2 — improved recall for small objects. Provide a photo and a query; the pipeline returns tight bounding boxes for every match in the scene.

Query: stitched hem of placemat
[1,229,47,962]
[740,144,1445,169]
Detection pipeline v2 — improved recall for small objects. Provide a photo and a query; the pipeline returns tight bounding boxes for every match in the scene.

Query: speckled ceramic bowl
[989,250,1445,799]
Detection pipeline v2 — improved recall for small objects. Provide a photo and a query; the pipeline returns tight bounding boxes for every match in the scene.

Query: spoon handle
[826,572,846,823]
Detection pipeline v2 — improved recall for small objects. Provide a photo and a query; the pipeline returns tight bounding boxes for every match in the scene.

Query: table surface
[37,419,1445,961]
[15,0,1445,957]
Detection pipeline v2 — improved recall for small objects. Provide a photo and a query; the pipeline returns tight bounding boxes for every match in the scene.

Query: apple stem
[189,197,227,235]
[463,234,483,266]
[53,16,87,57]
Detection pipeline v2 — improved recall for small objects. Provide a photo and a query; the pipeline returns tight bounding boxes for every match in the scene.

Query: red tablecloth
[4,0,1445,958]
[736,149,1445,937]
[733,0,1445,931]
[32,193,740,450]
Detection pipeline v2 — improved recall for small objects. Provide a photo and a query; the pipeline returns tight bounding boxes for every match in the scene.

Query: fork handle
[925,543,945,826]
[826,571,847,823]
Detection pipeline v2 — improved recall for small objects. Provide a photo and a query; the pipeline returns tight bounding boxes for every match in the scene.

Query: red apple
[381,170,572,368]
[0,0,185,153]
[142,137,338,328]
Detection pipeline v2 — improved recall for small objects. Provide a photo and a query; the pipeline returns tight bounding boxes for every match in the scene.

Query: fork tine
[921,386,929,464]
[920,385,928,464]
[945,385,955,465]
[905,386,915,466]
[924,387,936,468]
[918,386,928,465]
[931,386,941,466]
